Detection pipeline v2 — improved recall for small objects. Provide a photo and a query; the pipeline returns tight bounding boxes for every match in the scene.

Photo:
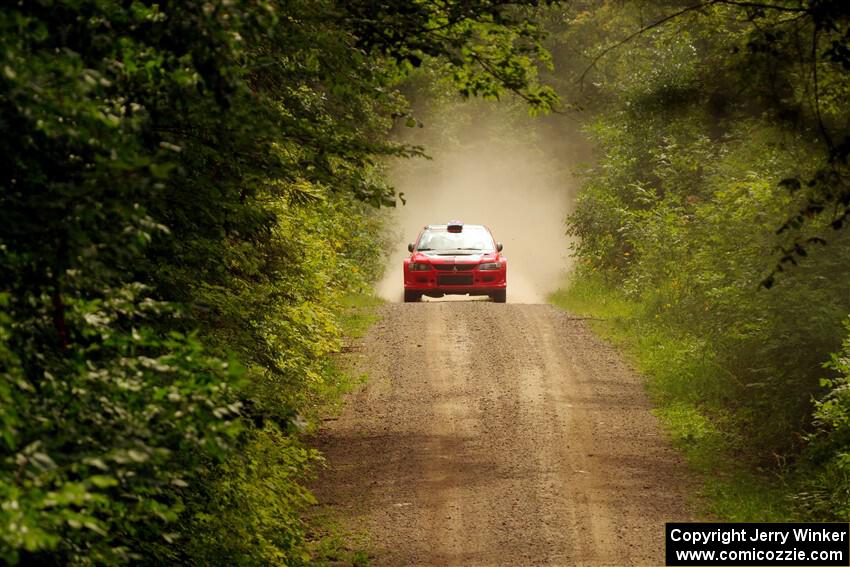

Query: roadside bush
[798,323,850,520]
[0,287,243,565]
[182,426,322,566]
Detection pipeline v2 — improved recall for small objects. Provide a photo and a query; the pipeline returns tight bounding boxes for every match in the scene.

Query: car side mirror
[496,242,503,252]
[408,243,414,252]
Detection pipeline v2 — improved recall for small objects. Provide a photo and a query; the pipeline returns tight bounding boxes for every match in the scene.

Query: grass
[306,515,372,566]
[304,291,385,564]
[310,292,385,420]
[338,292,385,339]
[549,273,794,521]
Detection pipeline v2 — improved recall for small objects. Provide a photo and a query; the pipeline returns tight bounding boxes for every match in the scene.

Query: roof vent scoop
[447,220,464,233]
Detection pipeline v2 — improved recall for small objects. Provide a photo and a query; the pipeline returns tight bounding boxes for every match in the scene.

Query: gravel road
[313,302,695,566]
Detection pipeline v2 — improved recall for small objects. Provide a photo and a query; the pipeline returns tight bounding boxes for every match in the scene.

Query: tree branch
[578,0,718,90]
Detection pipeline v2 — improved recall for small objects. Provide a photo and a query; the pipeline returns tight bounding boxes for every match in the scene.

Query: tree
[0,0,559,563]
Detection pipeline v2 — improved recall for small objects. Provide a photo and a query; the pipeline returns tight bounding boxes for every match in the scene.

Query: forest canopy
[553,0,850,273]
[2,0,850,563]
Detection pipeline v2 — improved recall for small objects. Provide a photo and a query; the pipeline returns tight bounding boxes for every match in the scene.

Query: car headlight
[478,262,502,271]
[409,263,431,271]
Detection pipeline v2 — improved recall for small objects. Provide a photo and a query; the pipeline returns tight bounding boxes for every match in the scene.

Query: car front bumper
[404,268,506,296]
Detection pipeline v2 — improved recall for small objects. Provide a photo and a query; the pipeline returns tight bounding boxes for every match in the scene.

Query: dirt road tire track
[313,302,695,566]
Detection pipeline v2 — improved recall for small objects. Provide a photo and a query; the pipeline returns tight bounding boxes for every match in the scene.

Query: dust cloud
[377,102,587,304]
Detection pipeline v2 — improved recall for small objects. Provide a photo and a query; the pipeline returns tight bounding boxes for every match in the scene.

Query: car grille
[437,274,473,286]
[433,264,476,271]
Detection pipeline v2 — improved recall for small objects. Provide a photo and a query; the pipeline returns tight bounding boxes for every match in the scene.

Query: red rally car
[403,221,507,303]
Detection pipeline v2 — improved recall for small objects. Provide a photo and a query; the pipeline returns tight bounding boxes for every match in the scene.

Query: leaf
[88,475,118,489]
[30,452,57,472]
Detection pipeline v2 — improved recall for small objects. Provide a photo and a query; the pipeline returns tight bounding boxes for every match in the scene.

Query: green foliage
[799,323,850,519]
[344,0,560,111]
[0,0,557,563]
[182,426,321,566]
[0,286,244,565]
[550,0,850,272]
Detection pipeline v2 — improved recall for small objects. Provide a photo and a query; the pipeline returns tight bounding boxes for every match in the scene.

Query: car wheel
[404,290,422,303]
[491,289,506,303]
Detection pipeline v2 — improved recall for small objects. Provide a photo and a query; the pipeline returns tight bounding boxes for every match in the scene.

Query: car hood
[414,252,497,263]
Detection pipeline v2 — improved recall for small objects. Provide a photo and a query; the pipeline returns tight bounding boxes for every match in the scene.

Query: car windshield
[416,227,494,252]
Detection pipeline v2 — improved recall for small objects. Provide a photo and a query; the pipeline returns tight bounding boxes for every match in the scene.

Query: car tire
[404,290,422,303]
[491,289,507,303]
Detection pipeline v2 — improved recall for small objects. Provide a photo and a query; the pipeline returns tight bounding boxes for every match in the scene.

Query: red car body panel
[403,224,507,298]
